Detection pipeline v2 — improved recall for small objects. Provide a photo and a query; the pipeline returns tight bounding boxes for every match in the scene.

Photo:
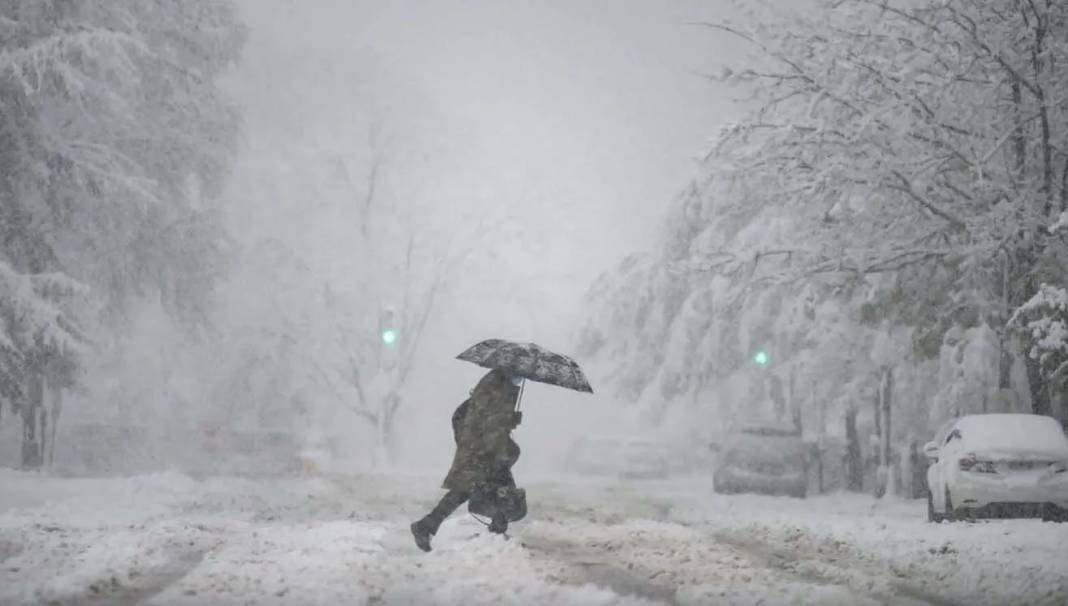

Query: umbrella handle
[515,379,526,412]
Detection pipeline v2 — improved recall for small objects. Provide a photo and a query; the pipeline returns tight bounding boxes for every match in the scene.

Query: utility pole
[374,304,398,465]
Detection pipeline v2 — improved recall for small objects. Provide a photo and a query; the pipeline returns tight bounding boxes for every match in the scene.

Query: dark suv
[712,423,808,498]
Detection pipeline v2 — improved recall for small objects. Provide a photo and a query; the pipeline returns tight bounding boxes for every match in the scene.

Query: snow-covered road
[1,471,1066,605]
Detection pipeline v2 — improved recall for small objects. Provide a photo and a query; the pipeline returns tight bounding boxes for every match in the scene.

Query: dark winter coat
[451,399,470,442]
[442,369,521,491]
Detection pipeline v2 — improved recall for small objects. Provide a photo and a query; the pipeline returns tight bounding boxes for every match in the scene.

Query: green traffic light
[381,329,397,346]
[753,350,768,366]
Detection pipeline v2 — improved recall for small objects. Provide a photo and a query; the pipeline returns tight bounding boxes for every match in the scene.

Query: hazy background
[221,0,751,473]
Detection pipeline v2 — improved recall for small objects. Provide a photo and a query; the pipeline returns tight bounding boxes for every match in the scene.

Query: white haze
[218,0,752,474]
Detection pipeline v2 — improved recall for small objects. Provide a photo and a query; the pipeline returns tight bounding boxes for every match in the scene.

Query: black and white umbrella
[456,339,594,395]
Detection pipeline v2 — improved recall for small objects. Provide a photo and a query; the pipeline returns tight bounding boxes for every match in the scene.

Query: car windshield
[725,431,805,466]
[954,415,1068,455]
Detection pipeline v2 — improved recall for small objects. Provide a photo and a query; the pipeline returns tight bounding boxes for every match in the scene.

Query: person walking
[410,369,523,552]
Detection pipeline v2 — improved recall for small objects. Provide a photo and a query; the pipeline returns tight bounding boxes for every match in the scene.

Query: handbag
[468,482,527,522]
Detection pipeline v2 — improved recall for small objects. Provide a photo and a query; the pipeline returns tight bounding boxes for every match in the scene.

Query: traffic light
[379,306,397,347]
[753,350,769,366]
[380,328,397,346]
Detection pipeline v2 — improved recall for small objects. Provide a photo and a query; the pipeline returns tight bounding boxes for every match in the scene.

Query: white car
[924,414,1068,522]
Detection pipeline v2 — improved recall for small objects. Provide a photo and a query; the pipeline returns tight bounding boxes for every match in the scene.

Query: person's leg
[423,489,468,533]
[411,490,468,552]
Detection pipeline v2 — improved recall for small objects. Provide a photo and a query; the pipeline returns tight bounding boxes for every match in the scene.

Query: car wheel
[927,490,944,523]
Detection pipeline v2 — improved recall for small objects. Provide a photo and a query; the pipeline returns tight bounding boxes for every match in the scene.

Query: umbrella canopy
[457,339,594,394]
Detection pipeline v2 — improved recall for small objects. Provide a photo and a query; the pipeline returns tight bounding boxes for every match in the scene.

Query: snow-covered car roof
[953,414,1068,456]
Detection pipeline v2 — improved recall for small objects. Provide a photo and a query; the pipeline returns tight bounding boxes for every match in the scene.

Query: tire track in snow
[77,546,209,606]
[518,518,883,606]
[518,507,962,606]
[521,534,678,605]
[710,531,960,606]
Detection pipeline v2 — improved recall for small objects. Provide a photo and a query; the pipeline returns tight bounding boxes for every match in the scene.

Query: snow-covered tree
[690,0,1068,413]
[581,0,1068,495]
[1011,283,1068,420]
[0,0,243,319]
[0,0,244,467]
[213,15,524,466]
[265,138,503,465]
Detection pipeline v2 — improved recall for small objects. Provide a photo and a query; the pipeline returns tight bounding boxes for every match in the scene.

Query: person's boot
[410,519,433,552]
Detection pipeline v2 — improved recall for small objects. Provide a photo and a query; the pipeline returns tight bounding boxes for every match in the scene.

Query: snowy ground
[1,471,1066,605]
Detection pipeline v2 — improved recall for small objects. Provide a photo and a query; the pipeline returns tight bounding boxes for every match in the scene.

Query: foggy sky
[248,0,745,271]
[229,0,758,468]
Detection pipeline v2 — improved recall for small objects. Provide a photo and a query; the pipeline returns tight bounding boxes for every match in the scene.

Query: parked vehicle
[712,422,808,498]
[924,414,1068,522]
